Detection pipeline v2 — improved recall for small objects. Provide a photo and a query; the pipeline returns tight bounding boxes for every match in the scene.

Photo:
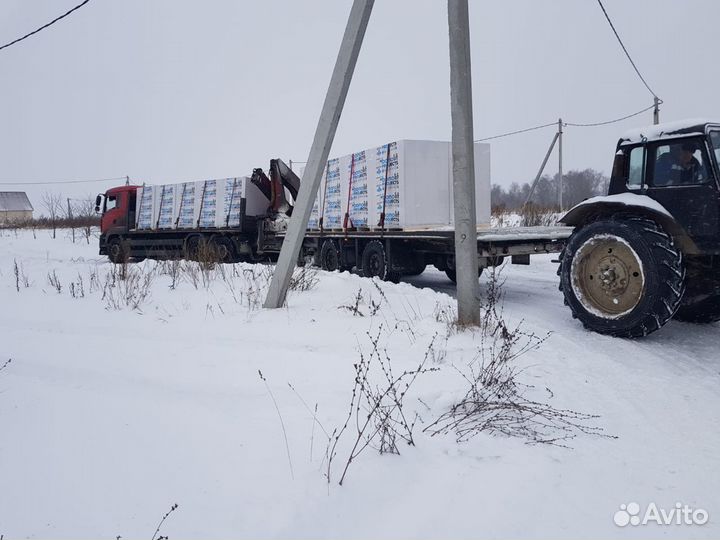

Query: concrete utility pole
[523,130,560,209]
[448,0,480,326]
[557,118,563,212]
[264,0,375,309]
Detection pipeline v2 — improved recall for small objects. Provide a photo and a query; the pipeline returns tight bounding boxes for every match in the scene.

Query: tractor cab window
[105,194,118,212]
[627,146,644,189]
[650,141,710,187]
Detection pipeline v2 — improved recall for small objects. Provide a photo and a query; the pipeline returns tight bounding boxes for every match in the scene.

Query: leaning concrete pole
[264,0,375,309]
[448,0,480,326]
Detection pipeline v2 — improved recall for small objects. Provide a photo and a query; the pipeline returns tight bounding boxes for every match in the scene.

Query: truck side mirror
[95,194,102,213]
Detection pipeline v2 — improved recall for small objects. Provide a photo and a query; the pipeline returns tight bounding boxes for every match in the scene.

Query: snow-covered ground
[1,228,718,539]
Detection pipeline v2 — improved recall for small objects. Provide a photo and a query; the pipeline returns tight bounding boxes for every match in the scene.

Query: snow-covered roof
[619,119,718,145]
[0,192,33,212]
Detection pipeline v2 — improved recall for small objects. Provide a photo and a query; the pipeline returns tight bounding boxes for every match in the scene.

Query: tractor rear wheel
[558,216,685,337]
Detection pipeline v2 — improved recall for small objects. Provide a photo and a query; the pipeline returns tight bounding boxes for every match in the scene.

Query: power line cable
[595,0,659,99]
[564,103,656,127]
[474,103,655,142]
[474,122,557,142]
[0,0,92,53]
[0,176,127,186]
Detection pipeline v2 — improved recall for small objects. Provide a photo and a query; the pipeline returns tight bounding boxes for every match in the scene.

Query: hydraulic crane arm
[270,158,301,201]
[251,158,301,216]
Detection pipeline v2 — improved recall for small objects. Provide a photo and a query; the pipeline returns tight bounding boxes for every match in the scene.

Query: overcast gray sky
[1,0,718,207]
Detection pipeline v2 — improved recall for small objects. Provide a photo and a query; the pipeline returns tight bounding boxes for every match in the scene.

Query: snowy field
[1,228,718,539]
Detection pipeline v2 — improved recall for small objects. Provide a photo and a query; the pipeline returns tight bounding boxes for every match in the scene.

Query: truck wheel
[558,216,685,337]
[361,240,400,282]
[183,236,201,261]
[674,294,720,323]
[211,236,237,264]
[107,238,128,264]
[319,239,343,272]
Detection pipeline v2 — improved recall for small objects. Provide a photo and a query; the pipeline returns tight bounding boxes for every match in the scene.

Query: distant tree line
[491,168,609,211]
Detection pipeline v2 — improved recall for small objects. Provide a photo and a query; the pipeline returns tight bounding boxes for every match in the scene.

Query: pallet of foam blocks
[134,177,267,230]
[304,140,490,230]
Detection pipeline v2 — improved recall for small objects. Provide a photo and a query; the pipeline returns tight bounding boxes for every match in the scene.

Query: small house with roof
[0,192,33,224]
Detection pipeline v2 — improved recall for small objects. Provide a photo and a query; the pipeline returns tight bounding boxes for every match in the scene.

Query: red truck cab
[98,185,139,235]
[97,185,140,260]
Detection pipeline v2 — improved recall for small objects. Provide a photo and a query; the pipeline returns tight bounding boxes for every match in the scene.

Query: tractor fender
[559,193,699,255]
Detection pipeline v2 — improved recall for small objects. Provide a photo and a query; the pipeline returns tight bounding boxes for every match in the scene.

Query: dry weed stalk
[326,326,439,485]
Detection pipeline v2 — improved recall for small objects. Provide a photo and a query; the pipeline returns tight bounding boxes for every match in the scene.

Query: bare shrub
[218,265,272,310]
[87,266,100,294]
[0,358,11,373]
[433,301,460,336]
[426,269,612,448]
[157,259,182,290]
[13,259,29,291]
[491,208,519,228]
[13,259,19,292]
[196,238,221,279]
[519,203,559,227]
[180,261,201,290]
[479,264,508,334]
[287,382,331,464]
[339,288,365,317]
[150,503,179,540]
[368,279,387,316]
[41,191,64,239]
[102,265,153,311]
[258,370,294,480]
[72,197,99,244]
[47,270,62,293]
[69,273,85,299]
[288,264,319,292]
[326,326,439,485]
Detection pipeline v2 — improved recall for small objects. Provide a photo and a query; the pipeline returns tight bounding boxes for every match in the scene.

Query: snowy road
[0,230,718,539]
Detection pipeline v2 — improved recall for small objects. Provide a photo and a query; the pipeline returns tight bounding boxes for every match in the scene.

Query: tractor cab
[607,120,720,251]
[558,119,720,337]
[96,185,139,235]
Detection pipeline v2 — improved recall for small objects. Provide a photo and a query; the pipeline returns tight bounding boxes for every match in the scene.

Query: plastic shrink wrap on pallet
[312,140,490,230]
[135,177,266,230]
